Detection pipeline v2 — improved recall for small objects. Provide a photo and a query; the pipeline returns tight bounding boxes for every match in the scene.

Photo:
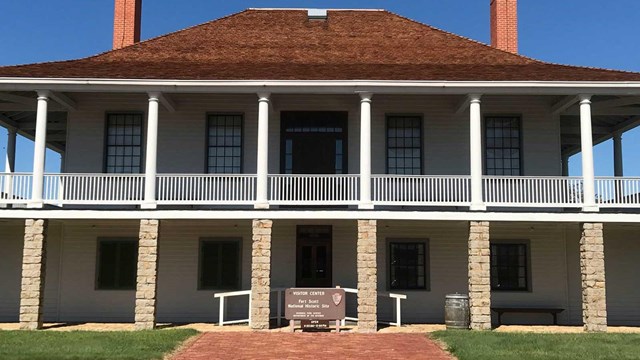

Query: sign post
[285,288,346,332]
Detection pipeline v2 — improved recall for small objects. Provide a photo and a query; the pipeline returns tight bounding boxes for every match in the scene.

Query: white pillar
[579,95,598,212]
[255,93,270,209]
[28,91,49,208]
[359,92,374,210]
[141,93,159,209]
[613,133,623,177]
[469,95,486,211]
[3,127,17,201]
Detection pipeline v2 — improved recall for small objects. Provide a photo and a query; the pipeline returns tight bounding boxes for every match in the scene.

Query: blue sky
[0,0,639,175]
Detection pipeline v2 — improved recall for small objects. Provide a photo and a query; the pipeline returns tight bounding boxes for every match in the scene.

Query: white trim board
[1,79,640,96]
[1,210,640,223]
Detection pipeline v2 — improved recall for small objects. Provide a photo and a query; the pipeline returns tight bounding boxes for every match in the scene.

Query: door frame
[295,225,333,287]
[279,111,349,174]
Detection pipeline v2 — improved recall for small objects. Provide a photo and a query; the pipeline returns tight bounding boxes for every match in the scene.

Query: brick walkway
[172,332,453,360]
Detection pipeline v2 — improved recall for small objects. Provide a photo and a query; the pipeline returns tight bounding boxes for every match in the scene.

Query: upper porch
[1,86,639,212]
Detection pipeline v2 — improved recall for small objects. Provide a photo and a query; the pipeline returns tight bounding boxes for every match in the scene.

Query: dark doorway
[281,111,348,174]
[296,226,333,287]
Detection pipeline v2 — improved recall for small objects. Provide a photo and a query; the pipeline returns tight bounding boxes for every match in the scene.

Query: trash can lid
[445,293,469,299]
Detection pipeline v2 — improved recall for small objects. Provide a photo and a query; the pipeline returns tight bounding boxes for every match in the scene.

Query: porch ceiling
[0,91,68,153]
[560,95,640,157]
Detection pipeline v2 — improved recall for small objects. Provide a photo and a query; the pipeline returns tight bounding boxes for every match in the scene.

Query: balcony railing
[157,174,256,205]
[268,174,359,205]
[595,177,640,208]
[483,176,585,208]
[1,173,640,210]
[372,175,471,206]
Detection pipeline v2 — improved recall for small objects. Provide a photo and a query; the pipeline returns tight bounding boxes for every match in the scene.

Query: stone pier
[135,219,160,330]
[357,220,377,333]
[19,219,48,330]
[468,221,491,330]
[580,222,607,332]
[251,219,272,330]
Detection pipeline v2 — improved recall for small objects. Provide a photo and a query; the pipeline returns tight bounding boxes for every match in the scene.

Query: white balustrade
[0,173,32,204]
[596,177,640,207]
[372,175,471,206]
[483,176,584,207]
[157,174,256,205]
[214,288,285,327]
[42,173,145,205]
[269,174,360,205]
[342,288,406,327]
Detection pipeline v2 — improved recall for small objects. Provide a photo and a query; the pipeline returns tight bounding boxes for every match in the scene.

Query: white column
[469,95,486,211]
[359,92,373,209]
[3,127,17,201]
[613,133,623,177]
[28,91,49,208]
[579,95,598,212]
[255,93,270,209]
[141,93,160,209]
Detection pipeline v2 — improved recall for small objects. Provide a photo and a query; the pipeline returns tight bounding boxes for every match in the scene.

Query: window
[490,243,529,291]
[199,239,241,290]
[388,240,428,290]
[96,239,138,290]
[207,114,243,173]
[485,116,521,175]
[387,116,422,175]
[105,113,143,173]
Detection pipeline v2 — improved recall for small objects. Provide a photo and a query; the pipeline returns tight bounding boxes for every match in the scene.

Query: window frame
[198,237,242,291]
[205,113,245,174]
[490,240,532,292]
[95,238,139,291]
[103,112,145,174]
[385,114,424,175]
[386,238,430,291]
[483,115,524,176]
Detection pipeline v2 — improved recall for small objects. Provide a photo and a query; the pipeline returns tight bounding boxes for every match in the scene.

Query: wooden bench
[491,307,565,326]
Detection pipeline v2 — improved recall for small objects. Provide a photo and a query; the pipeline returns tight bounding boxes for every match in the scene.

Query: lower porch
[0,218,638,331]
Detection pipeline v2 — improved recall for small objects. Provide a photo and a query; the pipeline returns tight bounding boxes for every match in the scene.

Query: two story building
[1,1,639,332]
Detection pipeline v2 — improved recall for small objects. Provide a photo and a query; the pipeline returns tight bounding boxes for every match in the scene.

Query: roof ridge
[384,10,640,76]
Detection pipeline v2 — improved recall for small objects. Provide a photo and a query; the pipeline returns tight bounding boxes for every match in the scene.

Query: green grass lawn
[0,329,198,360]
[432,330,640,360]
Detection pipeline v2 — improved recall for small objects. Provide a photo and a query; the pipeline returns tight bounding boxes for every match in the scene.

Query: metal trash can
[445,293,470,330]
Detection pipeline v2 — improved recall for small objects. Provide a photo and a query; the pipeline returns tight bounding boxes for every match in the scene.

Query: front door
[296,226,332,287]
[281,111,348,174]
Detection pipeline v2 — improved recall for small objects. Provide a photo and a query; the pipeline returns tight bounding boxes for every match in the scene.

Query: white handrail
[269,174,360,205]
[213,287,407,328]
[372,175,471,206]
[595,177,640,207]
[0,173,32,204]
[157,174,256,205]
[214,288,285,327]
[483,176,584,207]
[42,173,145,205]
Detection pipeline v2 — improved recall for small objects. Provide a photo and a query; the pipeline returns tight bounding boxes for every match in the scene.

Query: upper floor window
[105,113,143,174]
[199,238,241,290]
[485,116,522,175]
[388,240,429,290]
[96,238,138,290]
[387,116,422,175]
[207,114,242,173]
[490,242,529,291]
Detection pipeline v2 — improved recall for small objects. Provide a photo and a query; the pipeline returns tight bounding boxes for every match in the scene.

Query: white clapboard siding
[0,221,25,322]
[64,93,561,177]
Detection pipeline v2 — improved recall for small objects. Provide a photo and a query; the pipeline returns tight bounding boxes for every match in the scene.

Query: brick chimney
[490,0,518,54]
[113,0,142,50]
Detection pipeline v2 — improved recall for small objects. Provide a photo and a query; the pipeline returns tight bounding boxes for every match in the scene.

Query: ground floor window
[96,239,138,290]
[199,239,241,290]
[388,240,429,290]
[490,243,529,291]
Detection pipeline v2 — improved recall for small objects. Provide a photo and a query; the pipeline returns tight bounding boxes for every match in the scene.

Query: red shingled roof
[1,9,640,81]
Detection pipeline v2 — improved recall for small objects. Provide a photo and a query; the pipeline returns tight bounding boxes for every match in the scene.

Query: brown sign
[285,288,346,320]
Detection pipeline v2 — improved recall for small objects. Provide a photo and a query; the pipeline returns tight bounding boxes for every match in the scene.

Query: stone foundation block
[19,219,48,330]
[357,220,377,333]
[580,222,607,332]
[468,221,491,330]
[251,219,272,330]
[135,220,159,330]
